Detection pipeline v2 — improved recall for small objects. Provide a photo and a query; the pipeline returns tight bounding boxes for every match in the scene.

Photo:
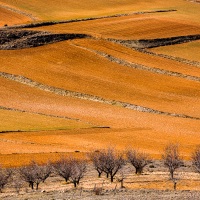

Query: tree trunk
[111,175,114,182]
[30,182,34,190]
[173,181,177,190]
[136,167,142,174]
[73,181,77,188]
[106,173,109,178]
[64,178,69,183]
[170,170,174,179]
[98,171,102,178]
[36,183,39,190]
[121,179,124,188]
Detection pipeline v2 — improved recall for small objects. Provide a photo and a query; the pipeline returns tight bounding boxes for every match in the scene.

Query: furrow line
[2,9,176,29]
[0,71,199,120]
[137,48,200,68]
[0,105,96,126]
[0,4,38,21]
[108,36,200,68]
[71,42,200,83]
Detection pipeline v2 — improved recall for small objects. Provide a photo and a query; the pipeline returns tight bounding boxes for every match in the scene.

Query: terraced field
[36,15,200,40]
[151,40,200,62]
[0,7,31,27]
[0,0,200,174]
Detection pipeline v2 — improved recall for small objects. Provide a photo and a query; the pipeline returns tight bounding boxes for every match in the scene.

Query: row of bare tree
[0,144,200,193]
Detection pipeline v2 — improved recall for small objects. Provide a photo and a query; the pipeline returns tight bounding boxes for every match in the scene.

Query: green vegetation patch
[0,109,91,132]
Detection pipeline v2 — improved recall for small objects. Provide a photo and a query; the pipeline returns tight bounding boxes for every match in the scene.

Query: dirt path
[0,72,199,120]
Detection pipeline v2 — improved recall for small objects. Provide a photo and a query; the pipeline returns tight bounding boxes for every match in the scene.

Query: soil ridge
[0,105,96,127]
[71,41,200,83]
[0,4,38,21]
[138,48,200,68]
[1,9,177,29]
[0,72,199,120]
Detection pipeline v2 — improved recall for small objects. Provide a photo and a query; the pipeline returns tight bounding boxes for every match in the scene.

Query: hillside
[0,0,199,170]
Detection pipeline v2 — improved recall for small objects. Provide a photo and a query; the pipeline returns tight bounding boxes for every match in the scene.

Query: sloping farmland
[0,76,200,166]
[151,40,200,63]
[0,40,200,118]
[0,6,32,27]
[0,109,91,132]
[0,0,200,167]
[1,0,200,23]
[34,14,200,40]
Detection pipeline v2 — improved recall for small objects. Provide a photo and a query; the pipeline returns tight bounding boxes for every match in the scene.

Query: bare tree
[0,166,12,193]
[19,161,52,190]
[12,178,24,194]
[70,159,86,187]
[88,151,104,178]
[33,162,52,190]
[19,163,35,190]
[100,148,125,182]
[54,157,87,187]
[162,143,183,180]
[116,170,126,188]
[126,149,151,174]
[53,158,73,183]
[192,145,200,173]
[38,162,52,183]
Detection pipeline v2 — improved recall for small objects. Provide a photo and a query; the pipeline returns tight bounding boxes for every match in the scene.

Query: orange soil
[74,38,200,77]
[0,41,200,118]
[0,0,189,21]
[152,41,200,62]
[0,0,200,168]
[0,152,86,168]
[1,77,200,132]
[0,78,200,166]
[2,0,200,24]
[0,7,31,27]
[35,15,200,40]
[0,127,200,167]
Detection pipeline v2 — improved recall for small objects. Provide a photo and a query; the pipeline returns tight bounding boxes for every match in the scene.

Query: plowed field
[0,41,200,118]
[0,109,91,132]
[0,7,31,26]
[0,0,200,169]
[151,41,200,62]
[34,15,200,40]
[1,0,200,23]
